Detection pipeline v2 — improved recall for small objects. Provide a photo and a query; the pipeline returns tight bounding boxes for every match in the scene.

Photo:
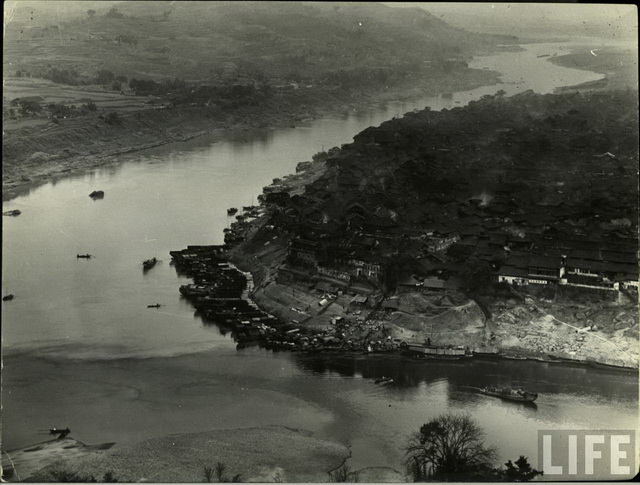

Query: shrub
[104,112,122,125]
[105,8,124,19]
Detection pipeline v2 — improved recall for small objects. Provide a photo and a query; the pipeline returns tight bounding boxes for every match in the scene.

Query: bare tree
[215,462,227,482]
[203,465,215,483]
[405,413,497,481]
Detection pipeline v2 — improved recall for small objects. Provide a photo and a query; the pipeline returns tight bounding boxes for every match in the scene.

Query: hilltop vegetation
[5,1,515,83]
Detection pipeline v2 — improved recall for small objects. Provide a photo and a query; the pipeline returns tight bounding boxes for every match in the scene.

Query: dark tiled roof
[423,277,446,288]
[529,254,562,268]
[601,251,638,264]
[567,258,638,276]
[565,274,615,286]
[505,254,530,268]
[497,265,529,277]
[382,299,400,309]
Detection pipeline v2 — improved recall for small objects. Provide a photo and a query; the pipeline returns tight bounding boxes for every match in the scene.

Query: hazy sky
[385,3,637,37]
[5,1,638,39]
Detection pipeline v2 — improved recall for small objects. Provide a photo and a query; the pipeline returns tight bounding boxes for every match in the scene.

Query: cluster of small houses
[179,91,638,347]
[261,175,638,298]
[251,94,638,299]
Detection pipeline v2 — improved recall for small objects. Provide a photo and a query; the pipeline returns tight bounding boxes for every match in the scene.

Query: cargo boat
[480,386,538,402]
[406,343,470,359]
[374,376,394,385]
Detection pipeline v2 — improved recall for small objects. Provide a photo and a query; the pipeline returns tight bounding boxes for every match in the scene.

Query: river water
[2,42,637,474]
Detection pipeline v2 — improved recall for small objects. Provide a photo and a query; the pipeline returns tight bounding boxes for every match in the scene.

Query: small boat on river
[89,190,105,199]
[147,303,162,308]
[38,427,71,439]
[480,386,538,403]
[374,376,394,385]
[143,257,158,270]
[45,427,71,439]
[3,294,15,301]
[3,209,21,216]
[77,254,92,259]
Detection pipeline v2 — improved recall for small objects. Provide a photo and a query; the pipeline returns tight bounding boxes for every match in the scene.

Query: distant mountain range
[4,1,517,82]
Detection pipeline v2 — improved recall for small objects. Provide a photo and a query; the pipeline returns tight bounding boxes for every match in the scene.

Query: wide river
[2,41,637,474]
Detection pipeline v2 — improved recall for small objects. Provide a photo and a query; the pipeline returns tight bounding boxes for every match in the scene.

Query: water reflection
[289,353,638,403]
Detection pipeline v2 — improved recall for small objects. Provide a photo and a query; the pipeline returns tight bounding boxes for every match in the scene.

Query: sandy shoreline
[10,426,352,483]
[1,437,115,482]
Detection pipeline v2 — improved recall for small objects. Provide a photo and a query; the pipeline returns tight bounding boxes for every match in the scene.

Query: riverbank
[7,427,350,482]
[3,67,500,202]
[550,42,637,92]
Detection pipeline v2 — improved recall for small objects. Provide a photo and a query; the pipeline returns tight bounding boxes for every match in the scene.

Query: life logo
[538,430,637,480]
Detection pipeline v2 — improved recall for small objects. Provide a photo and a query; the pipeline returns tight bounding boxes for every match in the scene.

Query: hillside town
[262,90,637,297]
[170,89,639,369]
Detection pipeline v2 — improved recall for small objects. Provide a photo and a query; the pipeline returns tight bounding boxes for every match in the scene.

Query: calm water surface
[2,42,637,473]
